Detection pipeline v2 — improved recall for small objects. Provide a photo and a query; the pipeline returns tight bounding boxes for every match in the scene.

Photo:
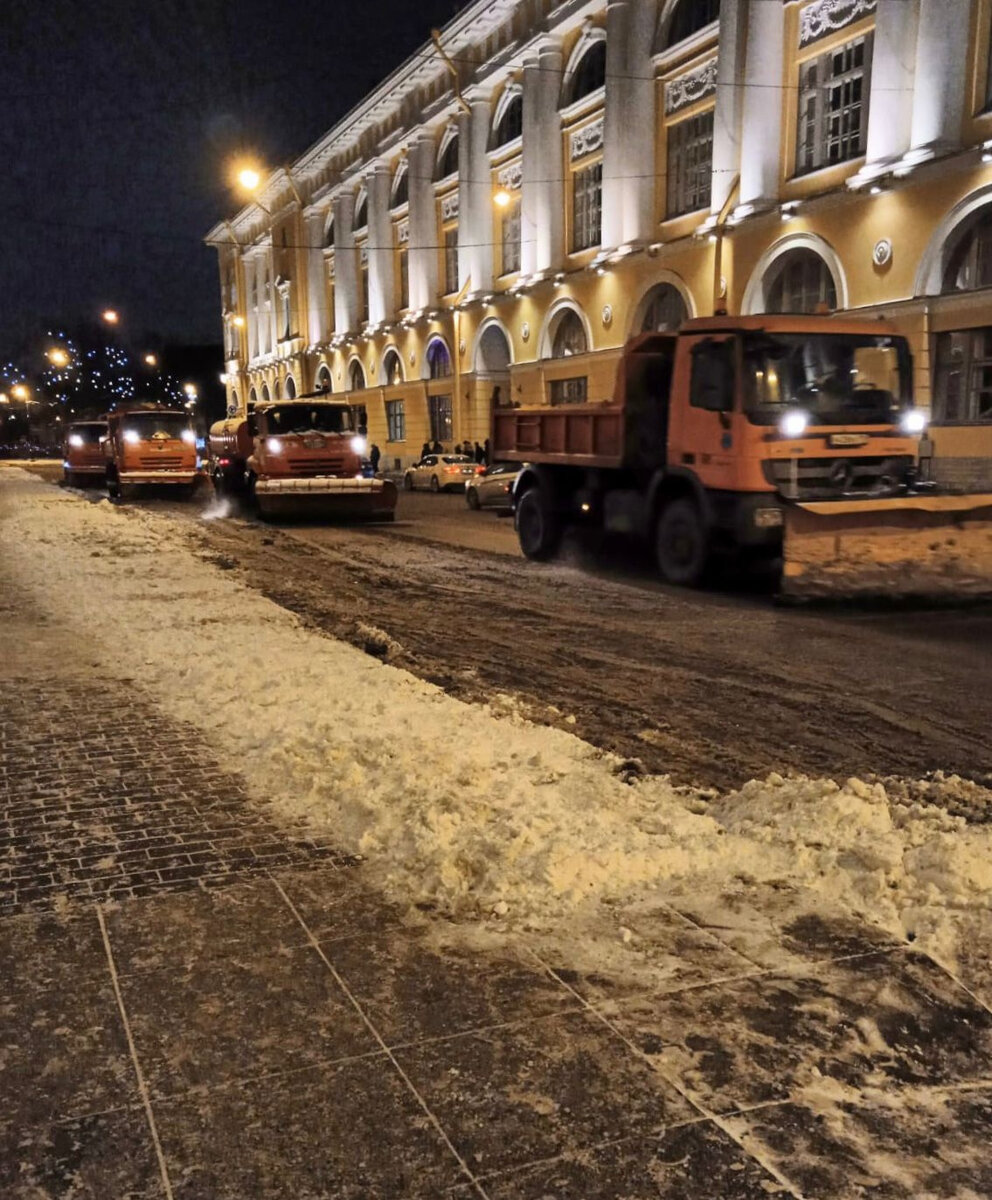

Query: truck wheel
[516,488,561,561]
[106,468,121,499]
[656,498,708,586]
[430,475,440,493]
[403,473,414,491]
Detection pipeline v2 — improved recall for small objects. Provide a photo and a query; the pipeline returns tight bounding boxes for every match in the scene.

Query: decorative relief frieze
[498,161,522,191]
[665,58,718,115]
[397,219,409,244]
[799,0,876,47]
[441,192,459,221]
[569,116,604,162]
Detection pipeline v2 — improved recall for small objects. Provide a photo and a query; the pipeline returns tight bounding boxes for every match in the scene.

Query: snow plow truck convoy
[497,315,992,599]
[208,394,397,520]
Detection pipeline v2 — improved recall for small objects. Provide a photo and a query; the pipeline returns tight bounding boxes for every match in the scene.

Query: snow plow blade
[781,493,992,600]
[256,477,397,521]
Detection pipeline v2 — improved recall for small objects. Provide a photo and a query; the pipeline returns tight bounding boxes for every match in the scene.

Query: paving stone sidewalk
[2,585,991,1199]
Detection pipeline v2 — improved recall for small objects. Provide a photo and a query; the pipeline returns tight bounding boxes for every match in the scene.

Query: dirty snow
[1,467,990,982]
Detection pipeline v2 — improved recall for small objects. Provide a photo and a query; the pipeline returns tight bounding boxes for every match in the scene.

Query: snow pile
[1,468,990,971]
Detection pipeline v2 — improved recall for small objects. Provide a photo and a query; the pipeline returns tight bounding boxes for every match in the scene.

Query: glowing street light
[143,353,158,367]
[102,308,120,325]
[11,384,30,400]
[232,315,245,328]
[47,347,70,368]
[183,383,198,399]
[238,167,261,192]
[493,188,512,209]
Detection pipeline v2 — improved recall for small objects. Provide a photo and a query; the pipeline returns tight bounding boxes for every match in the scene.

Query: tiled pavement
[3,591,992,1198]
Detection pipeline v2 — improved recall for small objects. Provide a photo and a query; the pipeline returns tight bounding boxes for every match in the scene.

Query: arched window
[492,94,523,147]
[663,0,720,50]
[567,40,606,106]
[392,168,408,209]
[765,250,837,314]
[551,310,588,357]
[353,192,368,231]
[426,339,452,379]
[261,384,271,403]
[639,284,688,333]
[382,349,403,386]
[349,360,366,391]
[249,387,258,407]
[323,217,335,248]
[274,379,282,400]
[285,375,297,399]
[230,390,239,413]
[315,365,332,393]
[943,209,992,293]
[437,134,459,181]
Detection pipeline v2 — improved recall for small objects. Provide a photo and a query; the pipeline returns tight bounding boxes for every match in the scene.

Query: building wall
[208,0,992,482]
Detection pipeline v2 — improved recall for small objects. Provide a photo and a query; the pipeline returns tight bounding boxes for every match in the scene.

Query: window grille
[427,340,451,379]
[386,400,406,441]
[933,329,992,424]
[383,351,403,386]
[943,213,992,294]
[766,250,837,314]
[796,34,872,174]
[568,41,606,105]
[572,162,602,252]
[552,310,588,358]
[666,111,713,218]
[664,0,720,50]
[549,377,588,404]
[493,95,523,147]
[392,170,408,209]
[640,284,688,332]
[437,136,459,180]
[428,394,453,442]
[349,360,366,391]
[501,199,521,275]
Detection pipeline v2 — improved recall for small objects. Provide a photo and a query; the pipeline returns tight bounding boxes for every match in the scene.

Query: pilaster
[522,39,564,275]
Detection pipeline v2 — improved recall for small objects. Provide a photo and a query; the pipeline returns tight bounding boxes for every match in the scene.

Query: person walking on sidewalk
[369,443,381,475]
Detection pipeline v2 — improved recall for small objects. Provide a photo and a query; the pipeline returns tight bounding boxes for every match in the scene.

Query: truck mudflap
[781,493,992,600]
[255,475,397,519]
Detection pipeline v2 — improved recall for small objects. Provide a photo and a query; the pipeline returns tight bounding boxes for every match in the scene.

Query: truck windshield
[122,413,190,440]
[742,333,911,426]
[265,405,353,434]
[67,423,106,444]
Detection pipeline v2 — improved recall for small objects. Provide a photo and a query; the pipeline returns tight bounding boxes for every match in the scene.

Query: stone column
[246,253,260,361]
[408,133,439,310]
[735,0,785,217]
[601,5,630,251]
[459,93,494,297]
[367,163,394,324]
[332,191,358,334]
[522,38,564,275]
[902,0,971,165]
[850,0,920,184]
[709,0,745,220]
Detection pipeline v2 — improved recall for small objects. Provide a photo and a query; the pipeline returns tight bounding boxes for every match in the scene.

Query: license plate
[303,436,325,449]
[754,508,783,528]
[829,433,869,448]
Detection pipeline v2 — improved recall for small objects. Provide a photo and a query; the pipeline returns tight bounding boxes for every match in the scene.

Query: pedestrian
[369,443,381,475]
[431,438,443,453]
[474,441,484,464]
[484,437,492,465]
[491,384,503,408]
[421,441,431,460]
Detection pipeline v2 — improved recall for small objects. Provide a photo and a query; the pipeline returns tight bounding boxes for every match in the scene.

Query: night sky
[0,0,464,359]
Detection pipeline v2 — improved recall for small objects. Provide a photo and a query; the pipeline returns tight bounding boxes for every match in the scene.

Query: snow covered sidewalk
[3,465,992,1197]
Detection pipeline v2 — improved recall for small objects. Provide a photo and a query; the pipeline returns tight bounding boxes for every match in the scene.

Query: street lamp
[11,384,30,401]
[493,188,512,209]
[143,353,158,367]
[101,309,120,326]
[47,347,70,368]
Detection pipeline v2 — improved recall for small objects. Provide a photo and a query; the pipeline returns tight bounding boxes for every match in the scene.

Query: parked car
[465,461,522,513]
[403,454,481,493]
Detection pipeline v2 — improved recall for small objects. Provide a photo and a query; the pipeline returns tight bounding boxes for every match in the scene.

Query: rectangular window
[428,393,453,442]
[796,34,873,174]
[933,329,992,424]
[398,248,409,310]
[444,227,459,295]
[666,111,714,218]
[549,377,588,405]
[501,198,521,275]
[386,400,406,442]
[281,291,291,340]
[571,162,602,253]
[360,265,369,322]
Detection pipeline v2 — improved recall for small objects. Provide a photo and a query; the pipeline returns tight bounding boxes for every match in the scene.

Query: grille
[763,455,914,500]
[287,457,349,477]
[139,455,183,469]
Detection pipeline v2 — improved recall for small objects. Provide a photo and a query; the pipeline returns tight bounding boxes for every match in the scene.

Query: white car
[465,461,522,513]
[404,454,482,493]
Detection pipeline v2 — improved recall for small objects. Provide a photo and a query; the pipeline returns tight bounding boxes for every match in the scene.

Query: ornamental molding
[359,244,369,266]
[397,219,410,244]
[570,116,604,162]
[441,192,460,221]
[665,57,717,116]
[498,161,522,191]
[799,0,876,47]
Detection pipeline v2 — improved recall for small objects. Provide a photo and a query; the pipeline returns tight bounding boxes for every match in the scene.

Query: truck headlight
[350,435,367,455]
[68,433,83,448]
[266,437,282,454]
[181,429,196,444]
[123,429,140,444]
[779,409,809,438]
[900,409,927,435]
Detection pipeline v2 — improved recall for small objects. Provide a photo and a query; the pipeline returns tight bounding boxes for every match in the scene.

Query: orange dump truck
[208,395,397,520]
[62,419,108,486]
[104,405,200,500]
[497,315,992,599]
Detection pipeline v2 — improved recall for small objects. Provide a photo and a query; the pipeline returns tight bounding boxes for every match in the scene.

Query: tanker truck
[497,315,992,600]
[208,393,397,520]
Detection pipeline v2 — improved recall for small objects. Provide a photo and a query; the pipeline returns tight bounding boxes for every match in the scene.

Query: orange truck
[497,315,992,599]
[62,419,108,486]
[104,405,200,500]
[208,394,397,520]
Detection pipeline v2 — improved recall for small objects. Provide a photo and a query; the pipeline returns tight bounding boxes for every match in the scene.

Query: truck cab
[104,406,200,500]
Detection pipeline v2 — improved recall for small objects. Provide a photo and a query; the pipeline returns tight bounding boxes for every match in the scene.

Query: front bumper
[63,461,105,475]
[118,469,199,485]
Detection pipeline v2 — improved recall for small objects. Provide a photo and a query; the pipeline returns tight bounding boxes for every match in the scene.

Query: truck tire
[516,487,561,561]
[655,498,709,586]
[403,473,414,491]
[106,467,121,500]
